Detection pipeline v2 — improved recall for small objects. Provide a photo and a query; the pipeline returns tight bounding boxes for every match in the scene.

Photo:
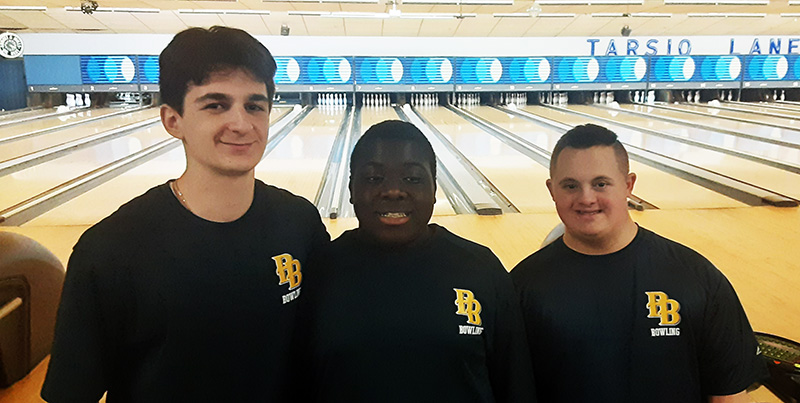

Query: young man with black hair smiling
[299,120,536,402]
[42,26,329,402]
[511,123,766,403]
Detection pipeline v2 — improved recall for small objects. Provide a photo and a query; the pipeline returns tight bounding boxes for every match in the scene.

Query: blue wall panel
[455,57,551,84]
[275,56,353,85]
[81,55,138,84]
[649,55,741,82]
[24,55,82,85]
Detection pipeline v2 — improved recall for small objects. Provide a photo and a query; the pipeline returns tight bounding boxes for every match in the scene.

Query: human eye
[404,176,422,184]
[594,180,610,189]
[365,175,383,184]
[561,182,578,190]
[246,103,267,112]
[202,102,226,111]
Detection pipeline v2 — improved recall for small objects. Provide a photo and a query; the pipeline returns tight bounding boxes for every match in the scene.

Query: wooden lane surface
[661,102,800,130]
[0,125,174,214]
[2,205,796,402]
[0,109,160,162]
[518,105,746,210]
[0,108,57,123]
[0,108,125,141]
[526,105,799,205]
[609,104,800,161]
[24,108,289,227]
[417,105,556,213]
[255,107,344,202]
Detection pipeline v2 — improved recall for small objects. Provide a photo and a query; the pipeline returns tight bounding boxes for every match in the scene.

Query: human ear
[160,104,184,140]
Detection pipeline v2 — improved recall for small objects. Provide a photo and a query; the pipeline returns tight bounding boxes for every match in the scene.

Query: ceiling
[0,0,798,37]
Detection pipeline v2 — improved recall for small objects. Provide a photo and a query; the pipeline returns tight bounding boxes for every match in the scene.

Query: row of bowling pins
[718,90,737,102]
[501,93,528,107]
[363,93,391,107]
[542,92,570,106]
[772,90,787,101]
[592,92,615,105]
[682,91,702,103]
[630,91,656,104]
[66,93,91,108]
[410,93,438,106]
[317,93,348,107]
[455,93,480,106]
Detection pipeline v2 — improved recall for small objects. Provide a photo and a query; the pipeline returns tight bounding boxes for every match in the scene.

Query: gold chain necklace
[170,180,190,211]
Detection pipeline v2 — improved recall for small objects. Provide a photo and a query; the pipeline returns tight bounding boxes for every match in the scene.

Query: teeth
[381,212,407,218]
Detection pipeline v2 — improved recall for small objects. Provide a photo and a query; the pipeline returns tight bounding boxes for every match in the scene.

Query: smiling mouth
[378,211,411,225]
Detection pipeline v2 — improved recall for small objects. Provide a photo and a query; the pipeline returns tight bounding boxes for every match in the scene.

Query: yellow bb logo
[454,288,482,326]
[645,291,681,325]
[273,253,302,290]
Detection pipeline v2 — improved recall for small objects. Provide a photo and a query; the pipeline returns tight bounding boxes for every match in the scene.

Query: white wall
[18,33,800,57]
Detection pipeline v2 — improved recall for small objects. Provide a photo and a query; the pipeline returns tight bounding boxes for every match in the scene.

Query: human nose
[379,178,408,200]
[576,187,597,205]
[225,106,254,133]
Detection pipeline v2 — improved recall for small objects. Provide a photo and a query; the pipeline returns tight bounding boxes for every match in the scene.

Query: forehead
[552,146,625,180]
[355,139,432,169]
[186,68,267,96]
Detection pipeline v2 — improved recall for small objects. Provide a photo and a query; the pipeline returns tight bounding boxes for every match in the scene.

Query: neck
[173,169,256,223]
[563,220,638,255]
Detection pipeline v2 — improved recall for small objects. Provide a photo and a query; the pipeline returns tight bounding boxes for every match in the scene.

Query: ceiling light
[288,10,331,15]
[177,9,271,15]
[780,12,800,16]
[264,0,379,3]
[665,0,768,4]
[536,0,642,4]
[0,6,47,11]
[65,6,160,13]
[402,0,513,4]
[687,12,766,16]
[631,12,671,17]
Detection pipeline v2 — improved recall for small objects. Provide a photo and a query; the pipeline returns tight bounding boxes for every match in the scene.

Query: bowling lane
[255,107,344,202]
[721,102,800,121]
[0,107,59,122]
[522,105,752,209]
[668,102,800,130]
[26,107,292,226]
[481,106,746,210]
[0,108,160,161]
[0,124,172,212]
[0,107,131,140]
[583,104,800,166]
[618,104,800,148]
[418,105,555,213]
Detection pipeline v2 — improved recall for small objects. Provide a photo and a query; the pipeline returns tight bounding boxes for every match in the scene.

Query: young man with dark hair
[299,120,536,402]
[42,26,329,402]
[511,123,766,402]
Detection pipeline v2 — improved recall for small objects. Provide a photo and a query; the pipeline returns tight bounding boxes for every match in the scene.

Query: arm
[41,246,114,402]
[487,267,538,403]
[709,390,752,403]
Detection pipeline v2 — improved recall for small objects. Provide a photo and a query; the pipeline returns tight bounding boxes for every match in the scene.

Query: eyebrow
[557,175,613,185]
[194,93,270,103]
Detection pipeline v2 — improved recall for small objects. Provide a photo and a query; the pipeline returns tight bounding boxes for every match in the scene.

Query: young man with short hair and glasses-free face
[511,124,766,403]
[42,26,329,402]
[299,120,536,402]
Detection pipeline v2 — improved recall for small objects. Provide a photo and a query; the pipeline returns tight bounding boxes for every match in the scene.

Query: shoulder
[433,225,505,272]
[76,184,170,250]
[638,227,723,280]
[257,181,320,218]
[510,239,565,282]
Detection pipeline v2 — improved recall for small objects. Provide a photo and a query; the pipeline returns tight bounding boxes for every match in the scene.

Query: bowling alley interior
[1,0,800,401]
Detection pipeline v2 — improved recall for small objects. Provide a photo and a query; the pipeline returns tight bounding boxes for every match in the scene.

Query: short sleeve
[698,272,767,396]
